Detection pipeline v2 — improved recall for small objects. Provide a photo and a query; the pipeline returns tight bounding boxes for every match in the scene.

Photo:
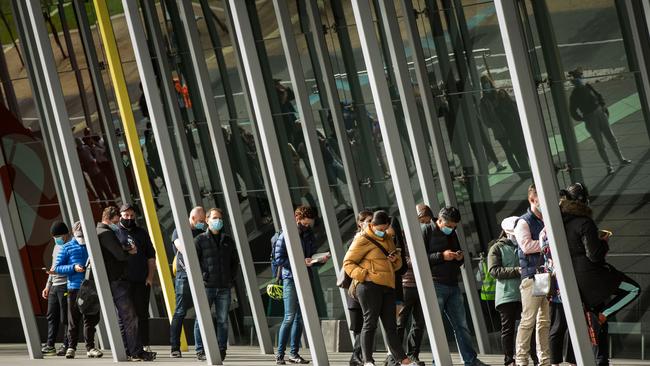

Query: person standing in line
[343,210,417,366]
[273,206,330,365]
[53,221,102,359]
[169,206,207,358]
[568,67,631,175]
[115,204,156,353]
[514,185,551,366]
[97,206,156,361]
[423,206,488,366]
[346,210,373,366]
[489,217,538,366]
[193,208,238,361]
[41,221,71,356]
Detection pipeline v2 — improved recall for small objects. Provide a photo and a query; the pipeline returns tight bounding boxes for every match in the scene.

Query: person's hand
[127,244,138,255]
[305,258,313,267]
[388,253,399,263]
[145,277,154,287]
[74,264,86,273]
[454,251,464,261]
[321,254,331,264]
[45,268,56,275]
[442,250,456,261]
[41,288,49,299]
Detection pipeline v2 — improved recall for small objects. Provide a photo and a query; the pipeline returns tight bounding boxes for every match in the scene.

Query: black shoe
[131,350,156,361]
[41,345,56,355]
[196,351,206,361]
[220,349,227,361]
[170,350,181,358]
[276,354,286,365]
[288,354,310,364]
[56,345,66,357]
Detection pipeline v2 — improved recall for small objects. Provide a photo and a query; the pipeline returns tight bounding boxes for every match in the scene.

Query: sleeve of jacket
[194,236,205,272]
[583,220,608,263]
[569,93,583,121]
[100,232,129,261]
[54,246,75,275]
[229,237,239,284]
[422,224,443,265]
[273,235,291,268]
[488,242,520,280]
[343,237,372,282]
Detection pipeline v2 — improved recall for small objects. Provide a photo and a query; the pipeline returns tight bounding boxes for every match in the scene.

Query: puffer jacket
[54,238,89,290]
[560,198,619,307]
[343,227,402,289]
[488,238,521,308]
[273,228,316,280]
[195,231,239,289]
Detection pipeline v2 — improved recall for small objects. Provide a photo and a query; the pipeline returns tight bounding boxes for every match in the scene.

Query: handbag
[77,258,101,315]
[347,234,392,300]
[336,269,352,289]
[532,254,552,297]
[266,266,283,301]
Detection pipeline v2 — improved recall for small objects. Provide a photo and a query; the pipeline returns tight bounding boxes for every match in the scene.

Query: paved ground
[1,345,650,366]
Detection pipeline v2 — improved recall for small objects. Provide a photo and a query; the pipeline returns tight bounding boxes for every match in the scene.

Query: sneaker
[56,345,66,357]
[288,354,310,364]
[170,350,182,358]
[606,166,615,175]
[87,348,104,358]
[496,163,507,172]
[220,349,227,361]
[143,345,152,353]
[131,350,156,362]
[65,348,75,359]
[41,345,56,355]
[196,351,206,361]
[363,363,375,366]
[276,354,286,365]
[621,158,632,165]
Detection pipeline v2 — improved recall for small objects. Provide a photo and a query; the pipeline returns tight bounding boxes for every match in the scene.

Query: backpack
[270,232,283,279]
[77,259,100,315]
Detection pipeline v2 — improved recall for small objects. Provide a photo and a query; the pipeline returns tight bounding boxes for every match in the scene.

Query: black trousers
[497,301,538,366]
[549,302,576,364]
[349,308,363,364]
[129,282,151,346]
[111,281,142,356]
[67,289,100,351]
[356,282,406,363]
[46,285,68,348]
[397,286,425,359]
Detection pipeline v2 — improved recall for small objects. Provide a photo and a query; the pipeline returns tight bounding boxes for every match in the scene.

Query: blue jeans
[170,276,193,351]
[194,287,231,353]
[277,278,303,356]
[434,283,477,365]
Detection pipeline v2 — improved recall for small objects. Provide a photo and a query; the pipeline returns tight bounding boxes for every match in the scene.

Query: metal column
[377,1,440,211]
[23,0,127,360]
[120,1,223,363]
[175,0,274,354]
[304,0,362,214]
[273,0,353,343]
[494,1,596,364]
[228,0,329,363]
[0,182,42,359]
[351,0,453,364]
[71,0,131,203]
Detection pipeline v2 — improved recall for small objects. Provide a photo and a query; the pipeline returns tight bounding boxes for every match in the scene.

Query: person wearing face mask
[423,207,488,366]
[568,67,631,175]
[115,204,157,352]
[53,221,101,359]
[169,206,207,358]
[344,210,419,366]
[96,207,155,361]
[273,206,330,365]
[514,185,550,366]
[41,221,71,356]
[193,208,239,361]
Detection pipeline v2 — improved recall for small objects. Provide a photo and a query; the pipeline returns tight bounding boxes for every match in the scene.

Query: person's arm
[53,247,75,275]
[422,224,443,265]
[273,236,291,268]
[488,243,520,280]
[569,93,583,121]
[144,233,157,286]
[343,238,372,282]
[230,238,239,285]
[514,220,540,254]
[583,221,608,263]
[172,229,183,253]
[100,232,130,261]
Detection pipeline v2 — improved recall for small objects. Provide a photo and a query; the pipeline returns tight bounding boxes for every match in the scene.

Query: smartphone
[41,267,48,272]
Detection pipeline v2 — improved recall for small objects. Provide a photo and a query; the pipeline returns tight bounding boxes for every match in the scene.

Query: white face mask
[75,235,85,244]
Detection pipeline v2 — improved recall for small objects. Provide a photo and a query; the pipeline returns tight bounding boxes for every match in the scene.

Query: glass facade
[0,0,649,362]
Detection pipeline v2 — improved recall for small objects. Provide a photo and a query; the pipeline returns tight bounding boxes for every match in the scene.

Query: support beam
[23,0,127,360]
[175,0,274,354]
[272,0,353,343]
[228,0,329,363]
[351,0,452,364]
[120,1,224,363]
[494,1,596,364]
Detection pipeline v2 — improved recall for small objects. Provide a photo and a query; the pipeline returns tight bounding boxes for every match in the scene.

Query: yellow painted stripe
[92,0,187,351]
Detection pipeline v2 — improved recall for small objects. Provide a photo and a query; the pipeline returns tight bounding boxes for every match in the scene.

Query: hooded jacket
[97,222,130,282]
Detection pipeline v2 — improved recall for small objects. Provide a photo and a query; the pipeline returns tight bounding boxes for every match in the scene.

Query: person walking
[53,221,101,359]
[423,206,488,366]
[488,217,538,366]
[115,204,156,352]
[514,185,551,366]
[193,208,239,361]
[569,67,631,175]
[343,210,418,366]
[41,221,71,356]
[169,206,207,358]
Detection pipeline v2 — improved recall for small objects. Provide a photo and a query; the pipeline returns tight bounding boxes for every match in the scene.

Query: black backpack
[77,259,100,315]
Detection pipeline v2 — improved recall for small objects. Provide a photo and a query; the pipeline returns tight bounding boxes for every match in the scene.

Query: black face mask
[120,218,136,229]
[298,223,311,233]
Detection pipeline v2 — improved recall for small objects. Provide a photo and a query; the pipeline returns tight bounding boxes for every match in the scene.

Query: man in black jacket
[193,208,239,361]
[97,206,155,361]
[423,206,487,366]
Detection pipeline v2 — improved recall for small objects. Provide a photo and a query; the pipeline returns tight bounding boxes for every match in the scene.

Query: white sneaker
[86,348,103,358]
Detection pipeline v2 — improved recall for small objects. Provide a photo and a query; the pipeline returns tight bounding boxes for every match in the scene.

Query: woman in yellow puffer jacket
[343,211,417,366]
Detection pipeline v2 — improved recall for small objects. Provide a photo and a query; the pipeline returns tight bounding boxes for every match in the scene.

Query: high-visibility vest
[480,256,496,301]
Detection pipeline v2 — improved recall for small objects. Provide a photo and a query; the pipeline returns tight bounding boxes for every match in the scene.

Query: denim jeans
[434,283,477,366]
[194,287,230,353]
[170,276,193,351]
[277,278,303,357]
[110,281,141,356]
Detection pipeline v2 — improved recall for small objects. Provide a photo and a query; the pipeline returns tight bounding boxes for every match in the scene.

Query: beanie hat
[50,221,70,236]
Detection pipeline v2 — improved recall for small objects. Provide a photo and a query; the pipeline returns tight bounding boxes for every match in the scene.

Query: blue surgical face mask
[441,226,454,236]
[109,223,119,232]
[210,219,224,232]
[194,222,206,231]
[374,230,386,238]
[572,78,584,86]
[54,237,65,246]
